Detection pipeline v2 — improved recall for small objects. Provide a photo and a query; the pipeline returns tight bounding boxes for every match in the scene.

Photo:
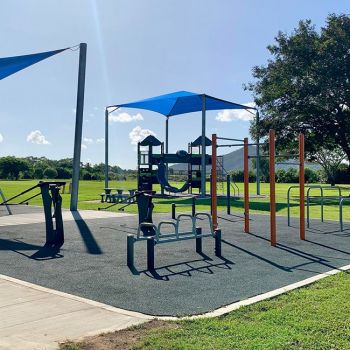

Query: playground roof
[109,91,256,117]
[0,48,68,80]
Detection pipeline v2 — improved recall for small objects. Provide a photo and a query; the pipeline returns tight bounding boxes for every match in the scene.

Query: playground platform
[0,208,350,318]
[2,207,350,348]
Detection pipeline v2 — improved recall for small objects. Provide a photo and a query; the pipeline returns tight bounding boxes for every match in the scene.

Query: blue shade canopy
[110,91,256,117]
[0,48,68,80]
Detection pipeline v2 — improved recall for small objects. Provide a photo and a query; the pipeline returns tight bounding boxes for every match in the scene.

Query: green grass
[135,273,350,350]
[1,179,350,222]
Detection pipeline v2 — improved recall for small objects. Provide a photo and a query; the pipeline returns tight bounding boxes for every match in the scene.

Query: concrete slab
[0,209,134,227]
[0,276,151,350]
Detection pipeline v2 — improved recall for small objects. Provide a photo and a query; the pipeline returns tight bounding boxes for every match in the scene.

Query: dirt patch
[60,319,177,350]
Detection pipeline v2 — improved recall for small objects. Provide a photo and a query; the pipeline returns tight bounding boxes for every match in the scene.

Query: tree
[43,167,58,179]
[313,147,346,185]
[0,156,30,180]
[247,14,350,175]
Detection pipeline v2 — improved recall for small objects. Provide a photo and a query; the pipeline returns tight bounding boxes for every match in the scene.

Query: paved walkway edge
[0,274,152,320]
[2,263,350,324]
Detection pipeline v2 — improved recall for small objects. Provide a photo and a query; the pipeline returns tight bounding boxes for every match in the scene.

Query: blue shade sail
[111,91,256,117]
[0,48,68,80]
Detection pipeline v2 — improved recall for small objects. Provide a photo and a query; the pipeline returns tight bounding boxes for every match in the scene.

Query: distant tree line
[0,156,136,181]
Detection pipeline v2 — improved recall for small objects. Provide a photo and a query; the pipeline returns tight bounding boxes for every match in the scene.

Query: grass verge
[61,272,350,350]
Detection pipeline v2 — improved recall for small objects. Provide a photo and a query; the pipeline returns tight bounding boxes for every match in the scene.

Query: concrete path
[0,274,151,350]
[0,209,133,227]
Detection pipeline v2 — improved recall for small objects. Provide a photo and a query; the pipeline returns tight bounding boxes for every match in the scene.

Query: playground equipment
[211,129,305,246]
[287,185,344,228]
[127,212,221,270]
[0,181,65,246]
[105,91,256,196]
[137,134,212,194]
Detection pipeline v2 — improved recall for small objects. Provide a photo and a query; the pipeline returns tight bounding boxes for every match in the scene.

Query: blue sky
[1,0,349,169]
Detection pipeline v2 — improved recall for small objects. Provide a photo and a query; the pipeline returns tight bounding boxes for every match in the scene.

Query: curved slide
[157,161,191,193]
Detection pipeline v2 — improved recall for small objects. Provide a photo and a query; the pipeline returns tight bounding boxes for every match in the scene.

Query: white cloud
[0,133,3,143]
[216,102,256,122]
[109,112,143,123]
[81,144,87,149]
[94,106,99,111]
[83,137,94,144]
[72,108,76,114]
[129,126,156,145]
[26,130,50,145]
[96,138,105,143]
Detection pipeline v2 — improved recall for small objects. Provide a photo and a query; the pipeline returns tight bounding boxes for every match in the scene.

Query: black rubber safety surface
[0,211,349,316]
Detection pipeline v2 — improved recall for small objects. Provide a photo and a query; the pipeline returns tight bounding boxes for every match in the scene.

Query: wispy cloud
[26,130,50,145]
[83,137,94,144]
[216,102,256,122]
[81,144,87,150]
[110,112,143,123]
[129,126,155,145]
[96,138,105,144]
[0,133,3,143]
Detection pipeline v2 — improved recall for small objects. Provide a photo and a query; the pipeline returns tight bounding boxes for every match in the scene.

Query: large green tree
[247,14,350,173]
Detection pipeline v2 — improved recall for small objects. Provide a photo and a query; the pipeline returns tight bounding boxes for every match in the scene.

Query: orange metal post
[299,133,305,240]
[269,129,276,246]
[243,138,249,233]
[211,134,218,229]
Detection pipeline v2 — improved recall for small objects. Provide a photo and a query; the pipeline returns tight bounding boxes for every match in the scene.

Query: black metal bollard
[147,237,155,270]
[171,203,176,220]
[215,229,222,257]
[195,227,202,254]
[127,235,135,269]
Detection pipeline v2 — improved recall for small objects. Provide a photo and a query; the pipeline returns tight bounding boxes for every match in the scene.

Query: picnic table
[101,188,137,203]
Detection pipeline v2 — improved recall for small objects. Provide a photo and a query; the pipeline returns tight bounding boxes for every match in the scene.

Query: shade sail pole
[165,117,169,153]
[201,94,206,197]
[70,43,87,211]
[105,108,109,189]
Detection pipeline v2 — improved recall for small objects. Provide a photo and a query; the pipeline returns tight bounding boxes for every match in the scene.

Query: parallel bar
[211,134,218,229]
[217,142,263,148]
[243,137,249,233]
[269,129,276,246]
[299,133,305,240]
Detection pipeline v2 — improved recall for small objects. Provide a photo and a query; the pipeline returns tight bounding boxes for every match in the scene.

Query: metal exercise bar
[216,136,244,142]
[339,197,350,231]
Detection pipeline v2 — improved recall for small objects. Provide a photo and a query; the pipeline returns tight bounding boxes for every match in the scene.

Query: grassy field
[1,179,350,222]
[62,272,350,350]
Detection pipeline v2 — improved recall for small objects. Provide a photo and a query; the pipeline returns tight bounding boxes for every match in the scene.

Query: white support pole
[256,110,261,195]
[105,108,109,189]
[201,94,206,197]
[70,43,87,211]
[165,117,169,153]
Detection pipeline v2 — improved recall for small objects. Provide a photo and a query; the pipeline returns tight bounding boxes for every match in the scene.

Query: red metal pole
[212,134,218,229]
[299,133,305,240]
[244,138,249,233]
[269,129,276,246]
